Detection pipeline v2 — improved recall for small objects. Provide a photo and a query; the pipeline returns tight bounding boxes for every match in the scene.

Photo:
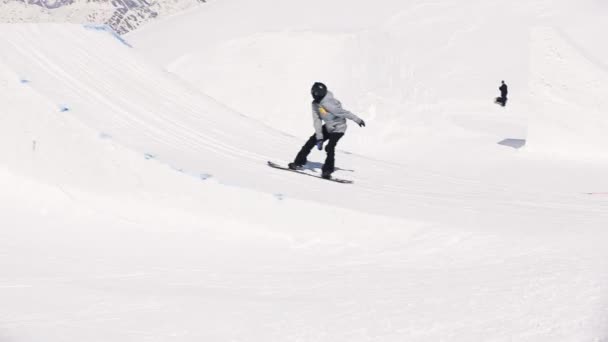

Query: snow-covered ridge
[0,0,207,34]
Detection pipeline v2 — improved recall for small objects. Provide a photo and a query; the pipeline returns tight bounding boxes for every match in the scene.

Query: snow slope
[1,19,608,342]
[528,27,608,160]
[129,0,608,161]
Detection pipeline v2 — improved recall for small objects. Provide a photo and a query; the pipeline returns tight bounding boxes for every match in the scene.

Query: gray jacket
[312,91,363,140]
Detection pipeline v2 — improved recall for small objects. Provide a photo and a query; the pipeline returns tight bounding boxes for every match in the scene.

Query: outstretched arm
[323,98,364,125]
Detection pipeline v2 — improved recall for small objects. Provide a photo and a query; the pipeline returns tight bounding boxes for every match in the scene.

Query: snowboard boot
[321,170,332,179]
[288,162,302,170]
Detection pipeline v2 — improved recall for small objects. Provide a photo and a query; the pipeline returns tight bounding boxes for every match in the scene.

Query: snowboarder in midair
[496,80,508,107]
[289,82,365,179]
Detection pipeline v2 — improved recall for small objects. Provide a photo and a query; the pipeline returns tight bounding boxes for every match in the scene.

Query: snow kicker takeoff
[287,82,365,179]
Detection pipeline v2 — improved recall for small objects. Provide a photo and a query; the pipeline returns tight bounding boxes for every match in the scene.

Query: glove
[358,120,366,127]
[316,139,324,150]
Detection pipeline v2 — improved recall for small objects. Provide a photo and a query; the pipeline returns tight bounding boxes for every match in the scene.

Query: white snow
[128,0,608,161]
[528,27,608,160]
[1,0,608,340]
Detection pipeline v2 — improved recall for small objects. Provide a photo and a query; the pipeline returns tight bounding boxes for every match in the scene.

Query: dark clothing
[498,83,508,107]
[499,84,508,98]
[294,125,344,174]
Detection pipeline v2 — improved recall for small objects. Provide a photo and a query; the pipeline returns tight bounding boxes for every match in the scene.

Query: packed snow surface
[2,0,608,340]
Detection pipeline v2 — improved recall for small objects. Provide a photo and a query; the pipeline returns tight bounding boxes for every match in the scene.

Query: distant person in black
[496,80,508,107]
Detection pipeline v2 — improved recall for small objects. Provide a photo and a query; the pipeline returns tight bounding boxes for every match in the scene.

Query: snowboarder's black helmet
[311,82,328,102]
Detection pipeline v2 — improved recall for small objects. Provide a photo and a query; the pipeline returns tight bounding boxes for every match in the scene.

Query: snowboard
[494,97,506,107]
[267,161,353,184]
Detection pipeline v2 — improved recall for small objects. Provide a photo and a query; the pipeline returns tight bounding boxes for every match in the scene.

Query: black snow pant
[293,125,344,174]
[496,96,507,106]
